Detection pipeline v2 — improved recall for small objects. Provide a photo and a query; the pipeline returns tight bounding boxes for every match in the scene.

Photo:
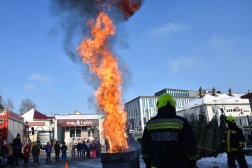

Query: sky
[0,0,252,115]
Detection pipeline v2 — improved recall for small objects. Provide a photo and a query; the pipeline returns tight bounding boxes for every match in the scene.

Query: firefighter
[218,116,248,168]
[141,93,197,168]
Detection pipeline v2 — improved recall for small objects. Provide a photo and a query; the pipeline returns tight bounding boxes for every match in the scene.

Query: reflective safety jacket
[221,123,245,152]
[141,105,197,168]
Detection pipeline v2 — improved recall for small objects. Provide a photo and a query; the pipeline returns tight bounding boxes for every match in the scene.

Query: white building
[125,88,199,132]
[176,88,252,128]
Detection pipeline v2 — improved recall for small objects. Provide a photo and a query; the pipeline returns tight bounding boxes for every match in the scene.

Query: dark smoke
[49,0,143,112]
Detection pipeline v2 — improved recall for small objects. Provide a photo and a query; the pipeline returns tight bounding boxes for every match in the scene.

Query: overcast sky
[0,0,252,115]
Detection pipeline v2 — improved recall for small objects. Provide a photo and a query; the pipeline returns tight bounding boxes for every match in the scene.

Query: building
[176,88,252,131]
[21,108,54,141]
[241,90,252,112]
[125,88,199,132]
[155,88,199,109]
[54,112,106,146]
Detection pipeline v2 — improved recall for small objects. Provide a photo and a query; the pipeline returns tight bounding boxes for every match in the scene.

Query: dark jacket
[90,144,97,151]
[11,138,22,156]
[141,105,197,168]
[248,134,252,141]
[220,123,245,152]
[1,146,9,156]
[61,145,67,153]
[54,144,61,154]
[32,145,40,156]
[81,143,86,150]
[86,144,91,151]
[76,144,81,151]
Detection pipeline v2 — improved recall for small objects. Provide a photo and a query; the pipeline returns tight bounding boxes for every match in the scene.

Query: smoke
[49,0,143,111]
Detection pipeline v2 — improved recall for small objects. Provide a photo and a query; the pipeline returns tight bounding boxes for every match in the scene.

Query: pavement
[7,151,146,168]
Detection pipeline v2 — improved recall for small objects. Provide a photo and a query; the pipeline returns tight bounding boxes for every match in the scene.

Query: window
[151,108,157,116]
[149,99,154,107]
[143,118,147,125]
[70,127,75,137]
[76,127,81,137]
[87,127,91,137]
[182,99,186,106]
[174,99,178,106]
[82,126,87,131]
[142,99,146,107]
[137,100,140,108]
[66,127,69,131]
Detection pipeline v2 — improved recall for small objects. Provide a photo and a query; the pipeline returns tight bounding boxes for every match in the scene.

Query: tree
[0,96,4,109]
[219,108,227,144]
[197,105,207,156]
[201,118,215,157]
[19,99,37,114]
[2,98,14,111]
[212,114,220,157]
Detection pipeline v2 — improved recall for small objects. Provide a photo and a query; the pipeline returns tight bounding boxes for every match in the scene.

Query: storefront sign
[28,122,45,126]
[57,119,99,127]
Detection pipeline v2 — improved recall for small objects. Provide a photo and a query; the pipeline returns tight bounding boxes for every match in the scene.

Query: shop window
[70,127,75,137]
[76,127,81,137]
[87,127,91,137]
[82,126,87,131]
[66,127,69,131]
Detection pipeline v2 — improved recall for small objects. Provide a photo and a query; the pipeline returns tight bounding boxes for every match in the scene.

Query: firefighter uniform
[141,93,198,168]
[219,116,248,168]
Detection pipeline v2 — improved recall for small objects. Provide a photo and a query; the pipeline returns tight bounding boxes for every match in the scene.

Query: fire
[77,12,128,153]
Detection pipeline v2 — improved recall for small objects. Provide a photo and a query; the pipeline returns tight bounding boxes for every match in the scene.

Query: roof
[241,93,252,99]
[177,93,250,112]
[33,110,54,120]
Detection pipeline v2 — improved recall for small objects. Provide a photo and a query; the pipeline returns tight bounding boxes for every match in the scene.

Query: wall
[65,128,70,146]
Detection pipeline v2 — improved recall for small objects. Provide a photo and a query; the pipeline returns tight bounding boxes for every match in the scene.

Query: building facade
[54,113,106,146]
[176,89,252,131]
[21,109,54,142]
[125,88,199,132]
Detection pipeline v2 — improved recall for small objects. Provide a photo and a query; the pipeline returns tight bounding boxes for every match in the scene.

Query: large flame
[77,12,128,153]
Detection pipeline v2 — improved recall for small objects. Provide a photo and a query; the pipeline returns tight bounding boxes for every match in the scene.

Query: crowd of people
[0,135,102,167]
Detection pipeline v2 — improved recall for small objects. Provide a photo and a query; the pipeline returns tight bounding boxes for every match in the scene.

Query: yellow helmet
[226,116,236,123]
[157,93,176,109]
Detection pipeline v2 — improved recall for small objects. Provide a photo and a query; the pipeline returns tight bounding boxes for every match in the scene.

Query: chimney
[199,87,203,98]
[229,88,233,96]
[212,87,217,96]
[248,90,252,94]
[51,113,53,117]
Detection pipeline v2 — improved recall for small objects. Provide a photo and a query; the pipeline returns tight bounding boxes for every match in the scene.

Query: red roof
[33,110,54,120]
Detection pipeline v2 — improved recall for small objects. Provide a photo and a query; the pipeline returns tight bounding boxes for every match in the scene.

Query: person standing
[23,142,30,166]
[71,144,76,159]
[86,142,91,159]
[61,142,67,161]
[45,142,52,163]
[32,142,40,166]
[218,116,248,168]
[1,142,9,168]
[81,141,86,159]
[76,141,81,159]
[54,141,61,162]
[37,141,41,164]
[248,131,252,141]
[11,133,22,167]
[96,141,101,158]
[141,93,198,168]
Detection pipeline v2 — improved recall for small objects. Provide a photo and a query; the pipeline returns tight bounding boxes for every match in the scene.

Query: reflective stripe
[225,131,227,133]
[151,166,158,168]
[227,130,231,153]
[187,153,197,161]
[222,140,226,143]
[147,122,183,131]
[231,148,238,151]
[239,141,245,144]
[231,130,236,134]
[146,118,184,127]
[142,154,149,158]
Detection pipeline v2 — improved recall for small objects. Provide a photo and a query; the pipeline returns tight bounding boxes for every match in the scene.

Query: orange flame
[77,11,128,153]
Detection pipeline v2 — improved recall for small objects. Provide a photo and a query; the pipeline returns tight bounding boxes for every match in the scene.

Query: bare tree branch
[19,99,37,114]
[3,98,14,111]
